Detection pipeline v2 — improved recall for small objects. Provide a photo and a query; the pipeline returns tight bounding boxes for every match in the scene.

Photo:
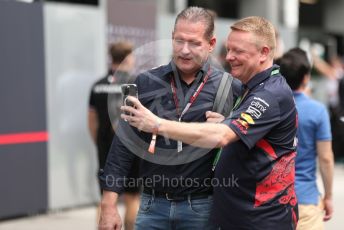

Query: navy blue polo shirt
[100,60,241,195]
[211,65,298,229]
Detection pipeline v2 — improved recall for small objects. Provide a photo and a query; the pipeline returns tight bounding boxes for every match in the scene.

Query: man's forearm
[157,119,238,148]
[101,190,119,208]
[121,96,239,148]
[99,190,122,230]
[319,158,334,199]
[88,109,99,144]
[317,141,334,199]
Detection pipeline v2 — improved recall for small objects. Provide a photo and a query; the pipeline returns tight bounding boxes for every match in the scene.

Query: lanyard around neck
[271,68,279,76]
[232,68,280,111]
[170,68,211,120]
[232,87,249,111]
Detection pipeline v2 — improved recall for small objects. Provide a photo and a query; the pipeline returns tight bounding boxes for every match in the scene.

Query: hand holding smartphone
[121,84,138,115]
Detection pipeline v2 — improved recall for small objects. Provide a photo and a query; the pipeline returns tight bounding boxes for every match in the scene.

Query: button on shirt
[100,61,241,196]
[212,65,298,229]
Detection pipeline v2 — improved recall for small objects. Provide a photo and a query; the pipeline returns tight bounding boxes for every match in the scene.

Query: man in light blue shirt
[277,48,334,229]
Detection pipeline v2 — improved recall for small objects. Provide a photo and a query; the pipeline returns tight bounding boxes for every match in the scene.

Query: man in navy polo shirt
[98,7,240,230]
[123,16,298,229]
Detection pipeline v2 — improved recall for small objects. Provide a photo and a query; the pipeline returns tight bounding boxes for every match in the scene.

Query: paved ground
[0,164,343,230]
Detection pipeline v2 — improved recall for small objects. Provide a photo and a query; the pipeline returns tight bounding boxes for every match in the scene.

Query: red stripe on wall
[0,131,48,145]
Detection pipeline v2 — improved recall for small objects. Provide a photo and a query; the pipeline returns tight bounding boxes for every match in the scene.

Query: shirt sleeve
[99,122,137,194]
[316,104,332,141]
[89,84,96,108]
[223,91,281,149]
[99,75,143,194]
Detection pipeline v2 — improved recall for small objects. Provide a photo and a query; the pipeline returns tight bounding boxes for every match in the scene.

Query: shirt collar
[168,59,210,78]
[244,64,280,90]
[293,91,308,99]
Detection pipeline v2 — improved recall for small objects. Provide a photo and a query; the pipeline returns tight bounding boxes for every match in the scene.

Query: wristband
[148,118,161,154]
[152,118,161,134]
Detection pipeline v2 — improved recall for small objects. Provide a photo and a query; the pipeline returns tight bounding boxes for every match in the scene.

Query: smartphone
[121,84,138,115]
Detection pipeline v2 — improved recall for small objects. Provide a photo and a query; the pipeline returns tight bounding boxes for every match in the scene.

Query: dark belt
[143,188,212,201]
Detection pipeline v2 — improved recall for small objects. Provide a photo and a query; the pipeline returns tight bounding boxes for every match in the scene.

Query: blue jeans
[135,192,216,230]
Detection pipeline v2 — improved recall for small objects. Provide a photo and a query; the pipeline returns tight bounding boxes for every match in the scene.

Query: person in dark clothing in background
[88,41,139,230]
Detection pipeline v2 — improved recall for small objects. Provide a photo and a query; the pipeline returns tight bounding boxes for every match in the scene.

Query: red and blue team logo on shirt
[255,139,298,227]
[231,112,255,134]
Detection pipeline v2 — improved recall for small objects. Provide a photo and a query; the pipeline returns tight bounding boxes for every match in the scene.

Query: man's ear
[209,36,216,53]
[260,46,270,62]
[303,73,311,85]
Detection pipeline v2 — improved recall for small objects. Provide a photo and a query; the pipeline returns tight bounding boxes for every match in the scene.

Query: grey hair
[174,6,215,40]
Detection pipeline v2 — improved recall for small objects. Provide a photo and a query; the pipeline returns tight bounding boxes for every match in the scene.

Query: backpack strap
[212,73,234,172]
[212,72,234,117]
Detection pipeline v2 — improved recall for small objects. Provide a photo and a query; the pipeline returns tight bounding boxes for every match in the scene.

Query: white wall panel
[44,2,106,209]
